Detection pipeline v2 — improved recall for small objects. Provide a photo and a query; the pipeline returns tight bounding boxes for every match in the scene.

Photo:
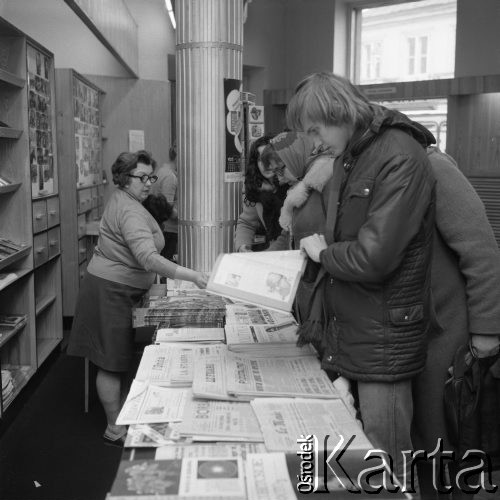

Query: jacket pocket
[388,303,423,325]
[338,179,374,239]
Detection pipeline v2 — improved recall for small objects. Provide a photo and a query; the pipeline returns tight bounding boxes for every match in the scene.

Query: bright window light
[165,0,176,29]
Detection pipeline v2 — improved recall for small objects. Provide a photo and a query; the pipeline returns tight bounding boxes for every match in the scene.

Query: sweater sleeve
[320,153,434,281]
[430,150,500,334]
[234,202,261,251]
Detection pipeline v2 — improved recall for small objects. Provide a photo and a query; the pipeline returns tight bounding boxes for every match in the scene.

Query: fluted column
[176,0,244,272]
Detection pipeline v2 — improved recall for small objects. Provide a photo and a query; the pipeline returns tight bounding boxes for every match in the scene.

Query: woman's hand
[300,234,327,263]
[194,271,209,289]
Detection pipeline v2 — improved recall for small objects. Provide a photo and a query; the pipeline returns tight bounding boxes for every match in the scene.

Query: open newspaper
[225,353,338,400]
[207,250,307,312]
[176,398,264,442]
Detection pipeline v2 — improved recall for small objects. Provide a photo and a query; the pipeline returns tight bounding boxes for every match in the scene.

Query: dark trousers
[161,232,178,262]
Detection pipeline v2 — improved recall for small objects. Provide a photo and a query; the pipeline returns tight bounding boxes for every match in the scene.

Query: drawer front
[33,232,49,267]
[77,188,92,214]
[32,199,48,233]
[46,196,60,228]
[77,213,87,239]
[47,226,61,259]
[78,237,87,264]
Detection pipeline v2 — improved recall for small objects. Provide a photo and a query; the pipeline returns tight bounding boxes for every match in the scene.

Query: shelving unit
[0,17,63,417]
[56,68,105,318]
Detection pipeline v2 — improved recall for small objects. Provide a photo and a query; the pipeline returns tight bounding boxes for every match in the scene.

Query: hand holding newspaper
[207,250,307,312]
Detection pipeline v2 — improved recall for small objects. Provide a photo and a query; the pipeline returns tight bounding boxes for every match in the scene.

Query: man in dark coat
[287,72,436,491]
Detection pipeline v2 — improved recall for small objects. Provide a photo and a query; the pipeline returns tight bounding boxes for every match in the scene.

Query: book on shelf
[207,250,307,313]
[0,314,27,335]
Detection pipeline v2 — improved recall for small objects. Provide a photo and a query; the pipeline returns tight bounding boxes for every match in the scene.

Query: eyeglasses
[127,174,158,184]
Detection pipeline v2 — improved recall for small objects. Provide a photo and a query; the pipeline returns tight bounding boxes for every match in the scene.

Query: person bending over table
[67,150,208,445]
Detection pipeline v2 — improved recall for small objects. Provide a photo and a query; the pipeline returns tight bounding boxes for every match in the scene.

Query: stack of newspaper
[192,345,338,401]
[133,292,228,328]
[111,259,393,499]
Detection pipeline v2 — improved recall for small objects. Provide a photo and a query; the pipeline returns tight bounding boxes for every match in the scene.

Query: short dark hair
[142,193,173,224]
[111,151,154,187]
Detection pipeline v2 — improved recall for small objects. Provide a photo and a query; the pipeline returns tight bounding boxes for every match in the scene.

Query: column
[176,0,244,271]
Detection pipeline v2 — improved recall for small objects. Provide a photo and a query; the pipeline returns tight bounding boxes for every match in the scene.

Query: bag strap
[325,159,345,245]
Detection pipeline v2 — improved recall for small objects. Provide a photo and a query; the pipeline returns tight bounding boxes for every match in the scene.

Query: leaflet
[116,380,189,425]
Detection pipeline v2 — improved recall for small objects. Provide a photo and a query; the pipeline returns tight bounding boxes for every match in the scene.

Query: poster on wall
[73,76,101,188]
[223,78,244,183]
[27,44,55,198]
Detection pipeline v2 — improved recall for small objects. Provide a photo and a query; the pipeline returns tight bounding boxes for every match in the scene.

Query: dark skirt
[67,272,148,372]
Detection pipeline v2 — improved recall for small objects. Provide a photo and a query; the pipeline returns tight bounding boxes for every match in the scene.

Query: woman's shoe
[103,425,127,447]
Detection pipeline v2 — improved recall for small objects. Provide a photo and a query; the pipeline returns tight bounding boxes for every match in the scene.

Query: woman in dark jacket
[287,72,436,490]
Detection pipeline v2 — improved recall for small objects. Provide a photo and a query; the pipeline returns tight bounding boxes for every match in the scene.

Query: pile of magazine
[1,369,15,407]
[109,252,400,500]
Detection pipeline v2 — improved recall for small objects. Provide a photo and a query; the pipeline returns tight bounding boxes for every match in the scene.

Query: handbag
[443,341,500,459]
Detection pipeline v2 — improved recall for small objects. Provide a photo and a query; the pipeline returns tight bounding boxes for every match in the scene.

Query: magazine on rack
[207,250,307,313]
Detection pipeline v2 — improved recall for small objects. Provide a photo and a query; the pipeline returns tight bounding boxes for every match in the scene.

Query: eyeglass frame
[127,173,158,184]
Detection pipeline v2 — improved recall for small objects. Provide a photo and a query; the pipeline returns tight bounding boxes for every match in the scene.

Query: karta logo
[296,435,498,495]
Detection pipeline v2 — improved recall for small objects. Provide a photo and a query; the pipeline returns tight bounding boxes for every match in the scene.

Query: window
[362,41,382,81]
[352,0,456,84]
[408,36,428,76]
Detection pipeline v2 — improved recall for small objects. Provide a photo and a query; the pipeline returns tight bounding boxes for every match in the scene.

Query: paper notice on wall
[128,129,145,152]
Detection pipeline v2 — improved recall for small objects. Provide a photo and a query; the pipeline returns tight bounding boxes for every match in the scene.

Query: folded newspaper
[207,250,307,313]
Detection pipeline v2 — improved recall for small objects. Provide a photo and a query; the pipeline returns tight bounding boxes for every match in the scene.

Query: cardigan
[88,188,165,290]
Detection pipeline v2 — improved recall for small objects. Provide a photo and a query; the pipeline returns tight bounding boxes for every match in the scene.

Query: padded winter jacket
[321,105,436,382]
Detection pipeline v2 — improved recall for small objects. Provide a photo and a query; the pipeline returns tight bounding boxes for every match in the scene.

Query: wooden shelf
[0,246,31,272]
[0,127,23,140]
[0,319,27,348]
[2,365,35,411]
[0,182,22,195]
[0,268,32,292]
[36,338,61,366]
[0,68,25,88]
[35,293,57,316]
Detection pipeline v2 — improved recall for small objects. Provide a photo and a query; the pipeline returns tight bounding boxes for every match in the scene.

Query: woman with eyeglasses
[67,150,208,446]
[234,135,290,252]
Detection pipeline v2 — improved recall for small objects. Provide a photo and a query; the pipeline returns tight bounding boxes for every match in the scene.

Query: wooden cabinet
[55,69,105,317]
[0,18,62,417]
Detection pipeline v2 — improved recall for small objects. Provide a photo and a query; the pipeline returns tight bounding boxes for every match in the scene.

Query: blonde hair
[286,72,373,131]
